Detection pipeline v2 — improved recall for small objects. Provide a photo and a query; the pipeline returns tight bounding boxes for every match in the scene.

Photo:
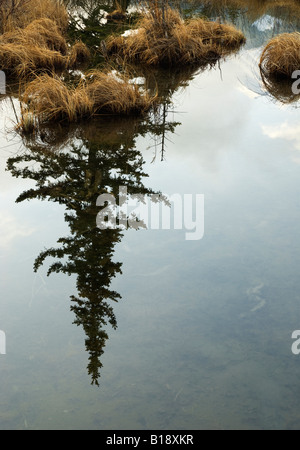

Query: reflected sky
[1,0,300,430]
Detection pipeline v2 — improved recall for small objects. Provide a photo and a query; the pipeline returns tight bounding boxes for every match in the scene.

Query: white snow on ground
[122,28,140,37]
[252,14,282,32]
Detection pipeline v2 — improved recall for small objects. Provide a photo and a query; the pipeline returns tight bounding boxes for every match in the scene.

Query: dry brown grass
[0,18,91,77]
[105,6,245,67]
[0,18,68,76]
[0,17,68,53]
[0,44,67,77]
[259,32,300,79]
[19,70,157,127]
[15,104,38,135]
[85,70,156,115]
[0,0,68,33]
[68,41,91,69]
[0,1,70,77]
[186,18,246,51]
[21,74,93,122]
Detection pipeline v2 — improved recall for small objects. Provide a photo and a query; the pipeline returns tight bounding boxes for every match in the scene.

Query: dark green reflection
[6,59,208,384]
[7,116,161,385]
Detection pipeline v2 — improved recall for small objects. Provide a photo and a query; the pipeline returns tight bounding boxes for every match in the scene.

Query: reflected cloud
[237,83,261,100]
[6,114,171,385]
[262,122,300,162]
[262,122,300,149]
[0,212,35,250]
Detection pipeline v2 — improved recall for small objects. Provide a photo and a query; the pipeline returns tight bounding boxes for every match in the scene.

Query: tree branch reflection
[6,51,213,385]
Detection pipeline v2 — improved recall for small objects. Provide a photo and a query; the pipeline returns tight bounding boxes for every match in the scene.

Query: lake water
[1,0,300,430]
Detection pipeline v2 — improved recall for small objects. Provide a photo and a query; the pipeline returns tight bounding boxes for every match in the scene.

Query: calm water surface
[1,1,300,430]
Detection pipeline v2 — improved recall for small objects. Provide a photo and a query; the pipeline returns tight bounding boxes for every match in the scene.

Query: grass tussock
[0,18,91,77]
[0,18,67,76]
[68,41,91,69]
[20,71,157,126]
[259,32,300,79]
[85,70,156,116]
[0,0,68,33]
[261,70,300,104]
[186,19,245,53]
[0,18,68,53]
[21,74,94,122]
[105,6,245,66]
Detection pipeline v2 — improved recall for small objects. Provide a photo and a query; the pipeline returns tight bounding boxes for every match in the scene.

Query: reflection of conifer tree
[134,65,206,161]
[7,55,193,384]
[7,118,163,385]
